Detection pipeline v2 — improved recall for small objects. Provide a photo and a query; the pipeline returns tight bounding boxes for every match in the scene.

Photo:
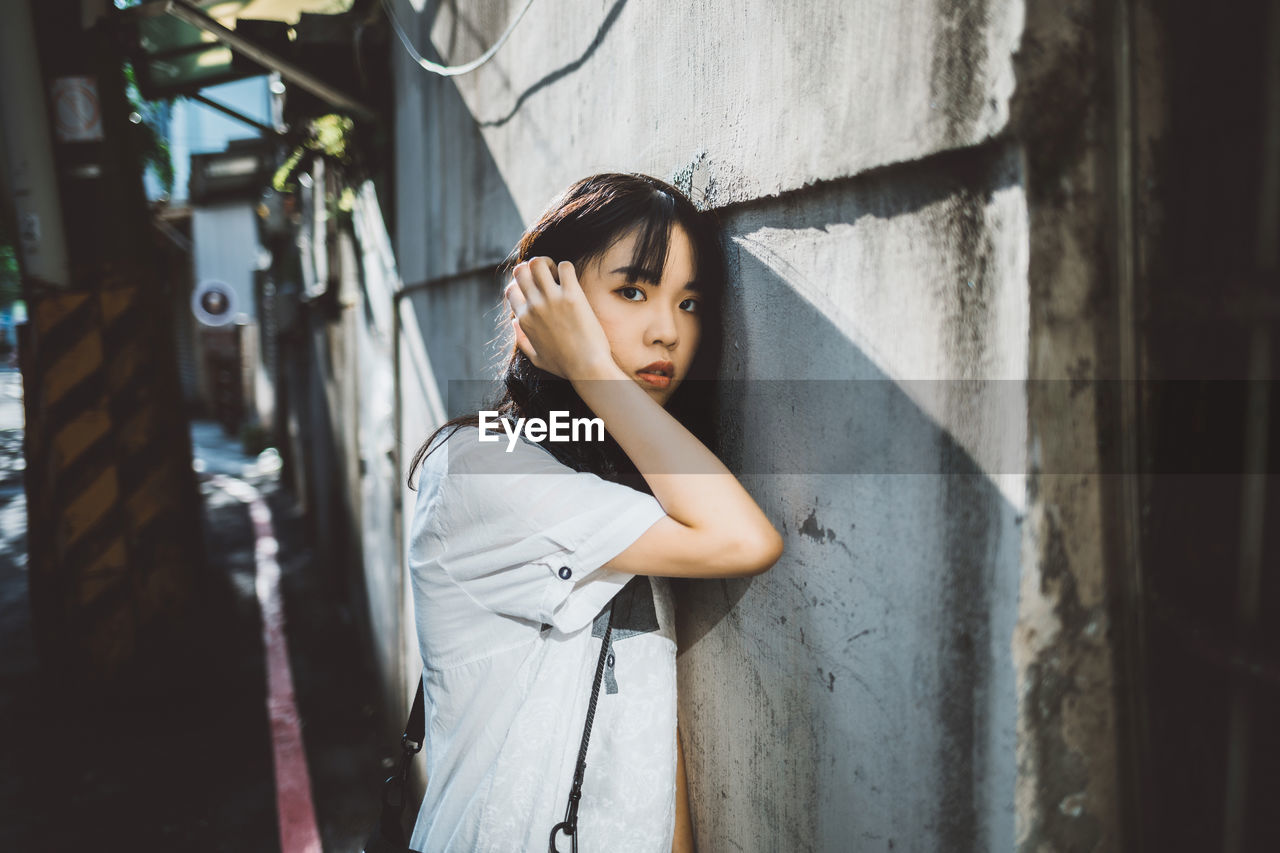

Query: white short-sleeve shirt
[407,425,678,853]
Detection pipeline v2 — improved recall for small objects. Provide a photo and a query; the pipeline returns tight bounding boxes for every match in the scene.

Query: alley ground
[0,366,395,851]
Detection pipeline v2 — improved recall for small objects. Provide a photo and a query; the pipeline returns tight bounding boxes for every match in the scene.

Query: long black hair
[406,172,726,493]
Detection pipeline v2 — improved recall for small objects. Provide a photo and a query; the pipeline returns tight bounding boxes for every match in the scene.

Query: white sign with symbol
[50,77,104,143]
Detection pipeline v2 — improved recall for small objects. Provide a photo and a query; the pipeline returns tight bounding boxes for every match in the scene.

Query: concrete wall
[1005,2,1138,849]
[668,146,1028,850]
[372,0,1127,849]
[392,0,1024,281]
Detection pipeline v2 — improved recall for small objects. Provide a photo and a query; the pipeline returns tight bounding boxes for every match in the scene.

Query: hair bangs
[622,191,673,283]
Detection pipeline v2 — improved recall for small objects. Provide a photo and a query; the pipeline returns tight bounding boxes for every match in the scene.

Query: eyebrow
[609,265,701,291]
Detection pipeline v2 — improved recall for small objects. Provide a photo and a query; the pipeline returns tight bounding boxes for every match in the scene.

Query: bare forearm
[572,361,781,564]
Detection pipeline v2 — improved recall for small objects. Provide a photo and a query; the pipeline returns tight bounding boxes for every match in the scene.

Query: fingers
[504,272,542,368]
[556,260,581,296]
[510,316,540,364]
[527,256,562,299]
[504,278,528,318]
[507,256,562,315]
[504,256,579,381]
[509,263,542,314]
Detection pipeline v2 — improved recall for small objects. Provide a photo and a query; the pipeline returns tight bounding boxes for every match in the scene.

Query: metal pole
[1112,0,1151,848]
[0,0,71,287]
[1222,2,1280,851]
[189,92,286,138]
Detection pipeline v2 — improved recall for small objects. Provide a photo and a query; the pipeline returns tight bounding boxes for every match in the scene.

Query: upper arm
[603,515,784,579]
[426,425,782,590]
[417,427,673,629]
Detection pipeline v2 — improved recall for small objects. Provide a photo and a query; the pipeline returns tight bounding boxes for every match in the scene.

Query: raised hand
[504,257,616,381]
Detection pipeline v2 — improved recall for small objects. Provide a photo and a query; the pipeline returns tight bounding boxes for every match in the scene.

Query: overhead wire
[380,0,538,77]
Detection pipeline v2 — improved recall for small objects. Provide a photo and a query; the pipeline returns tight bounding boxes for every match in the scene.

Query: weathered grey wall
[392,0,1023,280]
[1005,2,1134,850]
[671,148,1028,851]
[373,0,1127,850]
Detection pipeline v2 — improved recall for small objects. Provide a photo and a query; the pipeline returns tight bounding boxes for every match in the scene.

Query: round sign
[51,77,104,143]
[192,281,237,327]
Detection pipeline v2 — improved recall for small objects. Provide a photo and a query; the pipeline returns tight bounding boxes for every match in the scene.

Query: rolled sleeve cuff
[537,496,667,633]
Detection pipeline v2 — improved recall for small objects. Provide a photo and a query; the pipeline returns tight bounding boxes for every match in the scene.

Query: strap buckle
[381,744,416,811]
[548,819,576,853]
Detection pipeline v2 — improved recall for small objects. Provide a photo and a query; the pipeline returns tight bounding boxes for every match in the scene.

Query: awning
[122,0,372,120]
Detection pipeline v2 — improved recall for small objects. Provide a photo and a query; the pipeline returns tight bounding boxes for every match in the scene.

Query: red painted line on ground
[214,475,323,853]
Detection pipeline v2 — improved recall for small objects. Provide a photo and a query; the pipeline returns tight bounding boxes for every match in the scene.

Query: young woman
[405,173,783,852]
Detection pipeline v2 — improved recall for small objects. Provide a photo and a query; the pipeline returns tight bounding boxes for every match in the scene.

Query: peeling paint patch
[799,508,836,543]
[669,149,712,208]
[1015,491,1111,852]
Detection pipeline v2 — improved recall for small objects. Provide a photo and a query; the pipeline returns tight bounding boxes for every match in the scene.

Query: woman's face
[574,223,702,407]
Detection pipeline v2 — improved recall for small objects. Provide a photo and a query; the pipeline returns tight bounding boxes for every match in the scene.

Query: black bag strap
[549,601,615,853]
[374,677,426,849]
[406,677,426,747]
[374,601,615,853]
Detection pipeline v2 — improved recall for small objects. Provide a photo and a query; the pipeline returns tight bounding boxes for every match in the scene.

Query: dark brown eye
[617,286,644,302]
[679,297,699,314]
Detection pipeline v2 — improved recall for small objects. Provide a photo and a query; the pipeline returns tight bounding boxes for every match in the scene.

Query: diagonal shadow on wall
[671,143,1024,851]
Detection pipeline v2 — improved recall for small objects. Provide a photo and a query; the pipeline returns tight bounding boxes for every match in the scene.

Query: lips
[636,360,674,389]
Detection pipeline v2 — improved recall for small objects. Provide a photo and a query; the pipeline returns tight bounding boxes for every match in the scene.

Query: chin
[643,386,671,405]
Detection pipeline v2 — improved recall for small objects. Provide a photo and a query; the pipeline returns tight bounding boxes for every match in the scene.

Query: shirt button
[558,566,572,580]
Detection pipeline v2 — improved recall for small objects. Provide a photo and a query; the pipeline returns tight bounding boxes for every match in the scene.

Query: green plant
[272,114,356,193]
[0,242,19,309]
[122,62,175,195]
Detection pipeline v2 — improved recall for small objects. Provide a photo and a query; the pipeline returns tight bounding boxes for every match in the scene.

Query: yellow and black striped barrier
[22,272,202,681]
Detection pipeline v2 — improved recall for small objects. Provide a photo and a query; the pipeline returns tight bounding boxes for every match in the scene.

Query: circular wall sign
[192,281,237,327]
[50,77,104,143]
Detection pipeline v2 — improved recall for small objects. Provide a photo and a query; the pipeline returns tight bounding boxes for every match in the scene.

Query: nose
[646,302,680,349]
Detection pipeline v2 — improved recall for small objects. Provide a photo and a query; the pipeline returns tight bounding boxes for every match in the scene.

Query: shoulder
[420,423,571,479]
[413,422,659,542]
[413,423,587,530]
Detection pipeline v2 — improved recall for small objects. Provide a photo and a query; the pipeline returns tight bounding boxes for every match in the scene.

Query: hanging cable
[381,0,538,77]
